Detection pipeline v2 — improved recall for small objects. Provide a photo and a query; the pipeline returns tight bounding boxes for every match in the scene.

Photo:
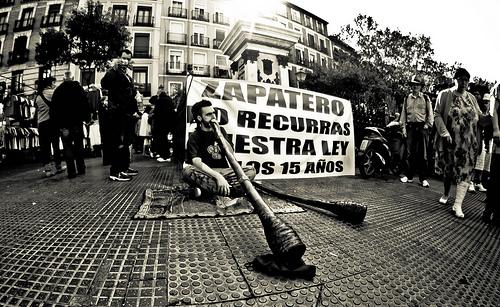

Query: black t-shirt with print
[186,127,232,168]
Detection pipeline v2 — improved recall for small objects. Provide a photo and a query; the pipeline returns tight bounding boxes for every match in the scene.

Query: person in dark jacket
[151,92,176,162]
[51,71,90,178]
[100,49,140,181]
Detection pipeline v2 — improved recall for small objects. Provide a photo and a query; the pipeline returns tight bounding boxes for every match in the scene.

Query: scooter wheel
[359,149,377,178]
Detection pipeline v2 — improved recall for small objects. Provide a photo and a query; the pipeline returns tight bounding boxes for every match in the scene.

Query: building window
[319,39,327,53]
[112,5,128,24]
[304,16,312,28]
[213,29,225,49]
[192,52,208,76]
[0,12,8,35]
[168,50,184,72]
[309,53,316,65]
[42,3,62,27]
[321,57,327,67]
[168,82,183,96]
[192,24,208,47]
[21,7,34,21]
[167,21,186,44]
[133,67,150,97]
[0,12,7,24]
[11,70,23,94]
[8,35,29,65]
[169,0,186,18]
[307,33,315,49]
[295,49,304,65]
[48,3,61,15]
[214,55,229,78]
[133,33,150,58]
[290,8,300,23]
[14,7,34,31]
[135,6,153,26]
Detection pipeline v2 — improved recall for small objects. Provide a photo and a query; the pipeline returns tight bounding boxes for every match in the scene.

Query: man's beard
[201,120,212,129]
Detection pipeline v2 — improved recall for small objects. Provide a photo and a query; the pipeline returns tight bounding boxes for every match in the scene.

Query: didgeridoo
[210,120,306,266]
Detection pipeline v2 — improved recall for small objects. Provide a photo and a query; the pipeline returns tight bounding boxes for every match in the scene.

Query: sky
[289,0,500,83]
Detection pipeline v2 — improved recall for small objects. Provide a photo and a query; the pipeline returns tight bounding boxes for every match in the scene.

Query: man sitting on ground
[182,100,256,204]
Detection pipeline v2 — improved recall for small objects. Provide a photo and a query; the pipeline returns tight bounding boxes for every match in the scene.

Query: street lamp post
[296,69,306,89]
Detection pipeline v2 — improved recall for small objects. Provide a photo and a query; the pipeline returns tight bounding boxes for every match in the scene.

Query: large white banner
[186,77,355,179]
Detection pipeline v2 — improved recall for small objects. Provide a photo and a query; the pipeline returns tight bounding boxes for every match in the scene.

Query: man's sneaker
[468,183,476,193]
[123,168,139,176]
[439,195,449,205]
[109,172,132,181]
[157,157,171,163]
[421,180,430,188]
[400,176,413,183]
[475,183,487,192]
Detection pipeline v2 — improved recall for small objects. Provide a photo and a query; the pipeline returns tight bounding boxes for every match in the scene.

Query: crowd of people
[34,49,180,182]
[398,68,499,224]
[32,52,499,224]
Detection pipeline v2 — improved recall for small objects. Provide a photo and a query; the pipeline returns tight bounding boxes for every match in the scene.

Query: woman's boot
[452,181,468,218]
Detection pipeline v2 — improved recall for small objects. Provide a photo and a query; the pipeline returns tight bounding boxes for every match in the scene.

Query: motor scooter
[358,121,406,178]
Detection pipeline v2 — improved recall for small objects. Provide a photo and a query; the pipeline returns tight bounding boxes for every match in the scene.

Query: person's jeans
[182,165,256,197]
[60,125,85,176]
[38,120,62,167]
[404,122,429,182]
[108,113,134,175]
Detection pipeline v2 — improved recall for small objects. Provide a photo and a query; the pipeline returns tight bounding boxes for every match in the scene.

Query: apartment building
[159,0,335,95]
[77,0,162,99]
[0,0,80,96]
[0,0,338,98]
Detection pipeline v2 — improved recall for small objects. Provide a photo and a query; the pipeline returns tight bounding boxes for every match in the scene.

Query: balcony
[166,32,187,45]
[133,15,154,27]
[40,14,63,28]
[168,7,187,19]
[213,39,223,49]
[190,64,210,76]
[0,23,8,35]
[191,35,209,48]
[213,66,230,78]
[191,10,209,22]
[166,62,187,75]
[135,82,151,97]
[0,0,15,8]
[14,18,34,32]
[213,13,229,25]
[133,47,152,59]
[8,49,29,65]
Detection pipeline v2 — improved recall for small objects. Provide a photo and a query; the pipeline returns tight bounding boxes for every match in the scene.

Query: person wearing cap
[399,75,434,188]
[434,68,484,218]
[468,93,493,193]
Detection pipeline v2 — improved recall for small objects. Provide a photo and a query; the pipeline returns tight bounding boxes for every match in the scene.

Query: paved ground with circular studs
[0,156,498,306]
